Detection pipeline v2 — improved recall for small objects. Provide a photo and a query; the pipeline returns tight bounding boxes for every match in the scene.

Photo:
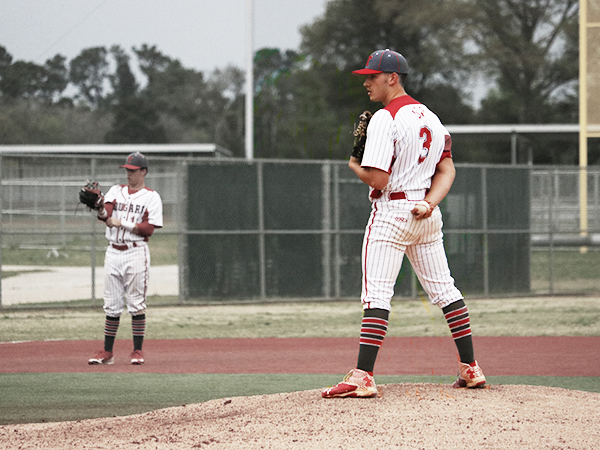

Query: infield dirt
[1,383,599,449]
[2,336,599,376]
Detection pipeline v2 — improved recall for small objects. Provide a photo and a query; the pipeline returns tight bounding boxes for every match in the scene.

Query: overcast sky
[1,0,329,73]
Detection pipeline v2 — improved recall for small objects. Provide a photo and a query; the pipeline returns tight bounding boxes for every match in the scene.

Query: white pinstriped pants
[103,243,150,317]
[361,200,463,311]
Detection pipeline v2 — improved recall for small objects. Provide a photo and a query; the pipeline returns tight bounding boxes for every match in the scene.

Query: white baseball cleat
[88,350,114,365]
[130,350,145,365]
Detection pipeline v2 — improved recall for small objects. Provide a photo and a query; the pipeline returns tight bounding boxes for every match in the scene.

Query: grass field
[2,297,600,342]
[1,298,599,425]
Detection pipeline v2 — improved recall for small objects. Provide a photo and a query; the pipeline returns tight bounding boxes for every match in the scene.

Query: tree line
[1,0,591,164]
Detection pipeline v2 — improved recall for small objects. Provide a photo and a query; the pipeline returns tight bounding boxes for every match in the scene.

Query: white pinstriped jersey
[361,95,452,201]
[104,185,163,244]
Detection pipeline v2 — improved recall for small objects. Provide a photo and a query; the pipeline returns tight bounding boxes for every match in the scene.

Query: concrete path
[1,265,178,305]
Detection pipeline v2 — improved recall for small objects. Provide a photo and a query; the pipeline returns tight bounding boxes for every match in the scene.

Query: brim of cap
[121,164,143,169]
[352,68,383,74]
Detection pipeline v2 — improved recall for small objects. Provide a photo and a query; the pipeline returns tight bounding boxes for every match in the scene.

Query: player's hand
[411,200,434,220]
[106,218,122,228]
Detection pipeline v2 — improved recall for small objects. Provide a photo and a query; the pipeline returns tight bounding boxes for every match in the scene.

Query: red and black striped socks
[103,314,146,352]
[104,315,120,352]
[356,308,389,375]
[443,300,475,363]
[132,314,146,351]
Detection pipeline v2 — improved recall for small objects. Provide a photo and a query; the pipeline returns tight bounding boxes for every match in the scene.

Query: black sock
[356,308,389,374]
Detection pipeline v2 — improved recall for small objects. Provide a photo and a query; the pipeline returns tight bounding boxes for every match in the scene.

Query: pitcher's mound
[3,383,599,449]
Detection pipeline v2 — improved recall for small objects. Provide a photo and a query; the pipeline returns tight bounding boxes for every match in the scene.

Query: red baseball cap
[353,49,409,75]
[120,152,148,169]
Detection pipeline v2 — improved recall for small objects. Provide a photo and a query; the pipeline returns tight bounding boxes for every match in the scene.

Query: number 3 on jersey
[418,126,432,164]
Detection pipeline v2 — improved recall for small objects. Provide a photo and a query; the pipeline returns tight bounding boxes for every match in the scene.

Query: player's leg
[103,315,120,353]
[406,233,485,388]
[442,299,485,387]
[442,299,473,363]
[89,248,125,365]
[356,308,389,374]
[358,205,406,371]
[323,205,404,398]
[124,245,150,364]
[404,208,462,307]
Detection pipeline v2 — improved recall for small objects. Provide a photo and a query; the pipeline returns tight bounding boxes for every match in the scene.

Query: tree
[0,60,46,99]
[69,46,110,108]
[300,0,475,124]
[134,45,247,151]
[465,0,579,124]
[105,46,166,144]
[134,44,221,144]
[0,46,12,75]
[205,65,246,156]
[135,45,207,125]
[39,55,69,104]
[253,49,305,157]
[109,46,138,101]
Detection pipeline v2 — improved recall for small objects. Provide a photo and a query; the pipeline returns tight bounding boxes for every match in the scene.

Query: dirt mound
[2,383,599,449]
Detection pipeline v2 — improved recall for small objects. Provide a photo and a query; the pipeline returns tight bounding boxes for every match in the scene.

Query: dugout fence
[0,153,599,308]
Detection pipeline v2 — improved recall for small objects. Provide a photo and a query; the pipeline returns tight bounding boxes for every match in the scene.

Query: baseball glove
[352,110,372,162]
[79,180,104,211]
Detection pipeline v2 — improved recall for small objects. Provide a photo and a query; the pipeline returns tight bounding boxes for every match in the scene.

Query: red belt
[112,243,138,251]
[389,190,429,201]
[389,192,407,200]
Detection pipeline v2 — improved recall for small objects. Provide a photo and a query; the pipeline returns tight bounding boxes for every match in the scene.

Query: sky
[1,0,330,73]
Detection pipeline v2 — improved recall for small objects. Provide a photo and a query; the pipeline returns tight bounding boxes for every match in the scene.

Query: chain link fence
[1,152,599,308]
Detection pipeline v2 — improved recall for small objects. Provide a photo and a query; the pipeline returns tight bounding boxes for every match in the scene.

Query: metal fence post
[0,154,3,307]
[548,170,557,294]
[177,158,188,303]
[257,161,266,299]
[322,162,332,298]
[90,158,97,304]
[481,167,489,296]
[333,164,341,298]
[511,132,518,164]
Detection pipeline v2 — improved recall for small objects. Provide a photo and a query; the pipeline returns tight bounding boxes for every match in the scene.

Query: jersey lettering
[418,126,432,164]
[115,202,146,215]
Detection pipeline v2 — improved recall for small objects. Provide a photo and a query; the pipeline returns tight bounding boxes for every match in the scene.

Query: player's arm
[105,211,156,237]
[98,202,114,221]
[424,156,456,208]
[349,157,389,190]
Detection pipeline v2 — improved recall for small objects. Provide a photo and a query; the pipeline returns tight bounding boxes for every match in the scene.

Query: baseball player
[322,49,486,398]
[88,152,163,365]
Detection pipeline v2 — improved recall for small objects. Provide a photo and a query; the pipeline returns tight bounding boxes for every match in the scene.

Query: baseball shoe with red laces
[452,361,486,388]
[130,350,145,365]
[322,369,378,398]
[88,350,114,365]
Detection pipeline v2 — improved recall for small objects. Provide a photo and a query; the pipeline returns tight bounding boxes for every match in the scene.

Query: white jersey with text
[361,95,452,201]
[104,185,163,244]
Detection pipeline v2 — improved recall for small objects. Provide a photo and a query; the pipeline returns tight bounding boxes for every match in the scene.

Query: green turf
[1,298,599,425]
[1,373,598,425]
